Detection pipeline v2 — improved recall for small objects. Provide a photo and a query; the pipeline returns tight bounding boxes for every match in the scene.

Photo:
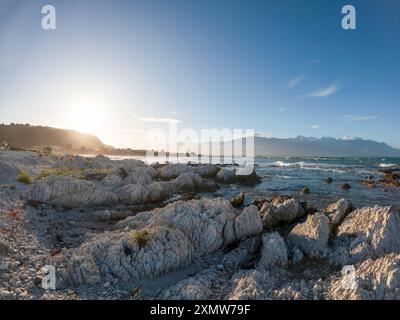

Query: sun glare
[65,94,108,136]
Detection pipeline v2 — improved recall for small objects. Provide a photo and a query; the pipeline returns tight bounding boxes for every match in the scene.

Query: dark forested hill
[0,124,105,151]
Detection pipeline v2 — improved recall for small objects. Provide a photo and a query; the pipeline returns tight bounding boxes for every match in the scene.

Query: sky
[0,0,400,149]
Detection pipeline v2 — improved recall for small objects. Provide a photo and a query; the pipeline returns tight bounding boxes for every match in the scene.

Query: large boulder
[216,167,260,186]
[222,237,261,269]
[117,182,170,205]
[51,199,264,287]
[233,205,263,241]
[325,199,351,228]
[32,171,172,207]
[259,197,305,229]
[172,172,219,193]
[329,206,400,266]
[329,254,400,300]
[31,175,118,207]
[287,213,330,259]
[193,164,219,178]
[160,163,194,180]
[258,232,288,269]
[160,163,219,180]
[216,168,235,183]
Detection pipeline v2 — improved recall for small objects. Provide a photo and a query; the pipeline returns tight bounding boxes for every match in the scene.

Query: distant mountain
[0,124,105,151]
[253,136,400,157]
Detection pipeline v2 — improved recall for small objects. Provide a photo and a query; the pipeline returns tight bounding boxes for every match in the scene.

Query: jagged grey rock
[329,206,400,265]
[31,176,119,207]
[216,167,260,185]
[329,254,400,300]
[160,269,220,300]
[234,205,263,241]
[193,164,219,178]
[55,155,88,169]
[117,182,170,205]
[102,174,122,187]
[159,163,194,180]
[216,168,235,183]
[290,247,304,264]
[172,172,219,193]
[326,198,350,228]
[287,213,330,259]
[260,197,305,229]
[50,199,264,287]
[258,232,288,269]
[228,270,273,300]
[222,237,261,269]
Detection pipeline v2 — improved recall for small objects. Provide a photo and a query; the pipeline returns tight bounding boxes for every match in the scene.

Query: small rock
[341,183,351,190]
[230,192,245,208]
[325,177,333,183]
[34,276,43,287]
[300,186,310,194]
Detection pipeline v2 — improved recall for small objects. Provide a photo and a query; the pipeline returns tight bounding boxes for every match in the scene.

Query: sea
[106,155,400,210]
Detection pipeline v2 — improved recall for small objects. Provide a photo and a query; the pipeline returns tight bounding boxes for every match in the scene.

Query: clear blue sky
[1,0,399,148]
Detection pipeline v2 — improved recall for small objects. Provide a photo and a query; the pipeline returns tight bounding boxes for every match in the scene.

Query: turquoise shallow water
[217,157,400,210]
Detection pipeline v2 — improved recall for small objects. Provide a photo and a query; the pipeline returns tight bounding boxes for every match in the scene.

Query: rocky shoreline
[0,150,399,300]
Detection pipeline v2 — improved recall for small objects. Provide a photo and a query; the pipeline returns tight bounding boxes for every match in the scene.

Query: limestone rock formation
[233,205,263,241]
[160,269,220,300]
[172,172,219,193]
[228,270,273,300]
[329,254,400,300]
[259,197,305,229]
[325,198,351,228]
[216,166,260,186]
[287,213,330,259]
[159,163,219,180]
[31,176,118,207]
[50,199,264,287]
[117,182,170,205]
[329,206,400,265]
[258,232,288,269]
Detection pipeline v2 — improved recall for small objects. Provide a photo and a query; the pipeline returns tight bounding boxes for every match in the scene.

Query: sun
[65,94,107,136]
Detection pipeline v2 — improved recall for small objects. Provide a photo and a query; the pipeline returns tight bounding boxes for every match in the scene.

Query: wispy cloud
[278,107,287,112]
[307,83,339,98]
[344,114,378,121]
[308,59,320,65]
[133,116,182,124]
[286,75,305,89]
[310,124,321,129]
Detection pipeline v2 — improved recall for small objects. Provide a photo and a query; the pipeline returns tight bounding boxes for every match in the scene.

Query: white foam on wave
[270,161,349,173]
[379,163,397,168]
